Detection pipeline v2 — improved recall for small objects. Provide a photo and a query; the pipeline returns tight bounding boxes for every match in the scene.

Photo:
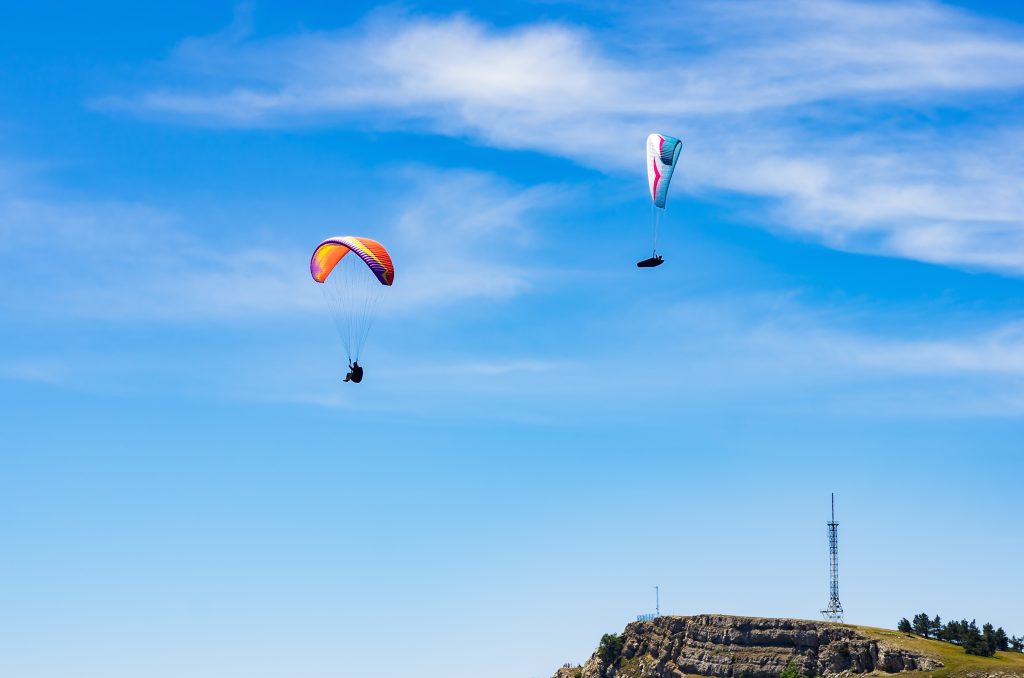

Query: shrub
[965,634,995,657]
[599,633,624,665]
[780,661,803,678]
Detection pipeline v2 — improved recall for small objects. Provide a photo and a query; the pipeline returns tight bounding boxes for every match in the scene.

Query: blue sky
[2,1,1024,677]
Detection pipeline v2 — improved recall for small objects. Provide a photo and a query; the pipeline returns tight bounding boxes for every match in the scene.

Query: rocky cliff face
[554,615,942,678]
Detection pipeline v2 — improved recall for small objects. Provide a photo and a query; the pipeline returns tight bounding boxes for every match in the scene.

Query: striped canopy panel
[310,236,395,286]
[646,133,683,209]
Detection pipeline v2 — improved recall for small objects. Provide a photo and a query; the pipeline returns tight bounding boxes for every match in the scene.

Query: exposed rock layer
[554,614,942,678]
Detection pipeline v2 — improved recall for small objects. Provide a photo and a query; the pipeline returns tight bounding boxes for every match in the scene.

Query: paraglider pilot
[343,360,364,384]
[636,252,664,268]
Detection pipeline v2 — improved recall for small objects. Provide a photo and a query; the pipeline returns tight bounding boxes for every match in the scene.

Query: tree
[983,623,997,655]
[913,613,932,638]
[965,633,994,657]
[994,628,1009,652]
[955,619,969,644]
[897,612,1018,656]
[931,615,943,639]
[599,633,623,666]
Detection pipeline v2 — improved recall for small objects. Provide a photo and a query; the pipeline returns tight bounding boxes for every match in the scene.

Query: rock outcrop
[554,614,942,678]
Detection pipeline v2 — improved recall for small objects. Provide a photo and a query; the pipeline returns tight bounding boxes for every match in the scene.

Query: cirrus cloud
[98,1,1024,275]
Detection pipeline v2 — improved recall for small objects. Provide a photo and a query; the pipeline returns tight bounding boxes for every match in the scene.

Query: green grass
[853,625,1024,677]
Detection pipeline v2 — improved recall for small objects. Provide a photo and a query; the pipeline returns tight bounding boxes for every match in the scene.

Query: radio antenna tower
[821,493,844,622]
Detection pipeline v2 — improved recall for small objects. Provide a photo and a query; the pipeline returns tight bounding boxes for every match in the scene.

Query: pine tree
[913,613,932,638]
[896,612,1019,655]
[931,615,943,639]
[994,628,1008,652]
[947,619,972,645]
[965,634,987,656]
[983,623,997,656]
[965,629,991,657]
[962,620,992,656]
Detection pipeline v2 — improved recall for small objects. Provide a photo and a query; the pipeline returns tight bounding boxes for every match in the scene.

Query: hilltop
[554,614,1024,678]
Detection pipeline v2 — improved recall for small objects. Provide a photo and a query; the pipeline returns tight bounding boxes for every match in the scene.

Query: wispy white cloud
[100,0,1024,274]
[734,304,1024,378]
[0,358,67,385]
[8,271,1024,418]
[0,191,310,321]
[386,169,559,310]
[551,293,1024,418]
[0,165,558,322]
[398,296,1024,419]
[287,292,1024,419]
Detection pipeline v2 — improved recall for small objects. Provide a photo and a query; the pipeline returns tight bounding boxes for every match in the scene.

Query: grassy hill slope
[855,625,1024,677]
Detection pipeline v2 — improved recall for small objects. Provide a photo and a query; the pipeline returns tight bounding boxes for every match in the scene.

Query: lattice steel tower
[821,493,844,622]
